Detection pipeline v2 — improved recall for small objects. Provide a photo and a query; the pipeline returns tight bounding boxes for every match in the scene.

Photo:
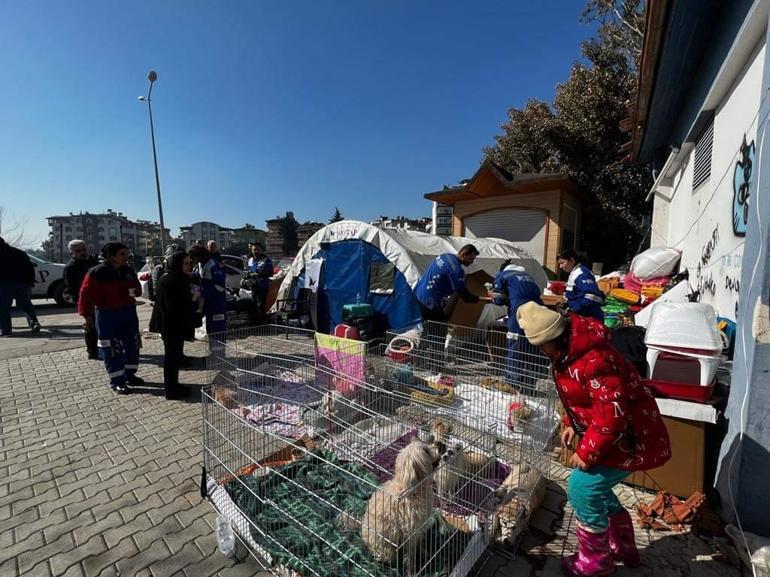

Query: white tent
[275,220,548,304]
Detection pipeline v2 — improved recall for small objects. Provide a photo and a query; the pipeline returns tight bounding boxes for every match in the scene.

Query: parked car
[28,255,67,305]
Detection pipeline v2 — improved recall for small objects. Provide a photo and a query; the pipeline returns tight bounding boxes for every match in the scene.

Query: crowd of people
[57,238,272,399]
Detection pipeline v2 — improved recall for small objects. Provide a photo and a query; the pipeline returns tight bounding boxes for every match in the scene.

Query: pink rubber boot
[607,509,640,567]
[562,525,615,577]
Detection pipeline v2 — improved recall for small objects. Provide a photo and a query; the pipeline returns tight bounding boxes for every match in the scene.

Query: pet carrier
[201,323,556,577]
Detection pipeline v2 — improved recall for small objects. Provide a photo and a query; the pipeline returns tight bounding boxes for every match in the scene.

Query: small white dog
[434,443,467,500]
[361,438,439,571]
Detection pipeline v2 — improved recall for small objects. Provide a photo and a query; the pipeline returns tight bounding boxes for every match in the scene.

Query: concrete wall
[652,42,765,321]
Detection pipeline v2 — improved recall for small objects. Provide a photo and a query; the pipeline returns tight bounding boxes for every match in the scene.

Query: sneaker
[31,323,41,334]
[111,384,131,395]
[127,375,145,387]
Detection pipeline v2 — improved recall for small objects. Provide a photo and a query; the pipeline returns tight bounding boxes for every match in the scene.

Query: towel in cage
[314,333,366,397]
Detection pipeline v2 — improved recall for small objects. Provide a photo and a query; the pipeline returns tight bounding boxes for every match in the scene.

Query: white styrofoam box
[634,281,692,328]
[654,397,719,424]
[644,302,721,350]
[630,247,682,280]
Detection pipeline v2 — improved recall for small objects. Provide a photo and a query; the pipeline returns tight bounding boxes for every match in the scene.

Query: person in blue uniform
[78,242,144,394]
[558,249,604,321]
[190,245,227,339]
[246,241,273,326]
[414,244,480,323]
[492,260,543,389]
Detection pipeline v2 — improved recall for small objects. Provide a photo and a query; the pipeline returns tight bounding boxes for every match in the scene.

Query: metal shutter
[464,208,547,263]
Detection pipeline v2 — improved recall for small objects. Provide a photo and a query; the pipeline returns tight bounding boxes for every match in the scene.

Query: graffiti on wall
[732,135,755,236]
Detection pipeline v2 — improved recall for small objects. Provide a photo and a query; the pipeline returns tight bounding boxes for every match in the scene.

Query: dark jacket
[63,256,99,304]
[0,244,35,285]
[150,271,198,339]
[78,264,141,317]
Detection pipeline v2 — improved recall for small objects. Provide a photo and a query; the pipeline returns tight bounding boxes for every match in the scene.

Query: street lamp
[138,70,166,256]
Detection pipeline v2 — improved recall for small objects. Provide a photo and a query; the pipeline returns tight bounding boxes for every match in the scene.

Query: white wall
[653,42,765,321]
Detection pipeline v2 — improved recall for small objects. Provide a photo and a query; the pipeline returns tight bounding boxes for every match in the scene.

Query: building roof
[423,161,578,205]
[630,0,757,165]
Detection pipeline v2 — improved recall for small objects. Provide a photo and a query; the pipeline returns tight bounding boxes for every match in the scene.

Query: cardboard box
[560,416,705,498]
[447,272,492,328]
[541,294,566,307]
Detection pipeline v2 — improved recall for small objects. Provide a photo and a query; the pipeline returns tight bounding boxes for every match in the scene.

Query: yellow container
[609,288,640,304]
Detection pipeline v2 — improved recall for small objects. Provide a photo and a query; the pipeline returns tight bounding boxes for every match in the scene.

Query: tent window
[369,262,395,295]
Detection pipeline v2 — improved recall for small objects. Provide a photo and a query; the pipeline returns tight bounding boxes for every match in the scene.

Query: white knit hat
[517,302,567,346]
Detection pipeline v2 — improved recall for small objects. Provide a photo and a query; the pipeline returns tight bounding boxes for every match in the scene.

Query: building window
[693,120,713,192]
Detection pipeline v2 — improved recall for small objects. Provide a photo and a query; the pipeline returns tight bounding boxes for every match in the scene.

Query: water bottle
[215,514,235,557]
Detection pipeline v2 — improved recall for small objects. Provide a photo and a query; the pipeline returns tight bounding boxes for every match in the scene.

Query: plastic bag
[631,247,681,280]
[195,324,207,341]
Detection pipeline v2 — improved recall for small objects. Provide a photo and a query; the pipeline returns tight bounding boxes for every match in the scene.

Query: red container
[548,281,566,295]
[643,378,715,403]
[333,324,360,340]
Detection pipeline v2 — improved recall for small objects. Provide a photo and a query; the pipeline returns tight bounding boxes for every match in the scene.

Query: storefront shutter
[463,208,547,264]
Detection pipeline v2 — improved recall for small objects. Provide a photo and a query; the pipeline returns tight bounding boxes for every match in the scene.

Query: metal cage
[202,323,557,577]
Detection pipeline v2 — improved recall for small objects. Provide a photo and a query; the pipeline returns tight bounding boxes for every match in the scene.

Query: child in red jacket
[78,243,143,395]
[518,302,671,577]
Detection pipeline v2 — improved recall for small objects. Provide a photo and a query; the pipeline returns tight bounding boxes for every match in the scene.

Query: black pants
[250,286,268,325]
[85,316,98,357]
[419,303,446,324]
[163,337,185,390]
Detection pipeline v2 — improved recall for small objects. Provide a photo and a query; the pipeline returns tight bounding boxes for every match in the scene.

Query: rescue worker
[414,244,480,323]
[63,239,99,359]
[491,259,543,389]
[189,245,227,338]
[78,242,144,394]
[557,249,604,322]
[245,241,273,326]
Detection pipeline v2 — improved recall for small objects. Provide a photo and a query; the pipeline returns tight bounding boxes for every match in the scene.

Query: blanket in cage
[224,448,471,577]
[314,333,366,397]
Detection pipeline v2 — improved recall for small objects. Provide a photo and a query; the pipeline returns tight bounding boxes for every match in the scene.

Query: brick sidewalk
[0,307,740,577]
[0,336,270,577]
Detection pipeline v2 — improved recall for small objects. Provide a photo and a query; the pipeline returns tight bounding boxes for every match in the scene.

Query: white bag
[630,247,681,280]
[195,324,207,341]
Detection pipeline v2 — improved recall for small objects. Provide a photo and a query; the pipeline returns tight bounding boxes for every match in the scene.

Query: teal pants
[567,466,630,530]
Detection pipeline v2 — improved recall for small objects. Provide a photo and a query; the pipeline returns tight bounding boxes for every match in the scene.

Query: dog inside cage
[201,323,557,577]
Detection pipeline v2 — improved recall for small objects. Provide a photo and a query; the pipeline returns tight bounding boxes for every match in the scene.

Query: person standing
[78,242,144,395]
[190,245,227,338]
[0,236,41,336]
[149,244,179,302]
[517,302,671,576]
[149,250,197,400]
[63,239,99,358]
[414,244,480,323]
[558,249,604,322]
[207,240,222,263]
[245,241,273,326]
[491,260,543,389]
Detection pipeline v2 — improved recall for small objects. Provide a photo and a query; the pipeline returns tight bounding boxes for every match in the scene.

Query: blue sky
[1,1,595,248]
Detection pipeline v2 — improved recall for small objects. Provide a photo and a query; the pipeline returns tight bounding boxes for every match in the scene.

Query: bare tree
[0,207,31,247]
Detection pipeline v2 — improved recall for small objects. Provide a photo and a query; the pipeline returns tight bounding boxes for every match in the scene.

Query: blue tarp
[295,239,422,333]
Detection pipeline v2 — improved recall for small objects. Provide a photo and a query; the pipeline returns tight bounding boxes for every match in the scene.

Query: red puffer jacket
[555,314,671,471]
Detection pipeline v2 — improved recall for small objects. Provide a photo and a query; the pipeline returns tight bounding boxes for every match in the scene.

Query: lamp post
[138,70,166,256]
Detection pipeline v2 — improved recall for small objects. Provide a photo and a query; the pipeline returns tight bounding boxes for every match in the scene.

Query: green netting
[225,449,472,577]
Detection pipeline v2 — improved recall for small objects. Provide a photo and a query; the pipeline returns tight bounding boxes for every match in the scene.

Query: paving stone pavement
[0,306,741,577]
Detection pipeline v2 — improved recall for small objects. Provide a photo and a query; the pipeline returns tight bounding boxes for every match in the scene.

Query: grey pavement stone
[49,534,107,577]
[17,533,75,575]
[81,535,140,577]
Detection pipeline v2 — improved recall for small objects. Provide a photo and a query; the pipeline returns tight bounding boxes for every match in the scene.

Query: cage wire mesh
[202,322,558,577]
